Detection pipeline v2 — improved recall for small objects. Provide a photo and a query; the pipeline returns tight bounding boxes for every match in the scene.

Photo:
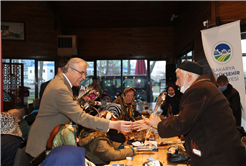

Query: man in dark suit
[39,59,67,103]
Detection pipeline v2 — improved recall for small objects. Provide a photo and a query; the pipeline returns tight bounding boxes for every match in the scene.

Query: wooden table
[109,136,188,166]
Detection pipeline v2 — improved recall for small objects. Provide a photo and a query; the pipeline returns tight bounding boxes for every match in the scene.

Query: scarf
[0,112,22,138]
[113,87,136,121]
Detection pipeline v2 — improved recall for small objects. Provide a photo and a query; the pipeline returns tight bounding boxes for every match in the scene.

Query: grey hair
[176,68,200,80]
[63,58,89,73]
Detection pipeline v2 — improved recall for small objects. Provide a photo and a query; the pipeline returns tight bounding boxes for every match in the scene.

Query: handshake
[131,113,161,132]
[111,113,161,134]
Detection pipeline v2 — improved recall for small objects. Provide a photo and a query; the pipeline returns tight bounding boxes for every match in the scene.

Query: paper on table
[132,141,144,147]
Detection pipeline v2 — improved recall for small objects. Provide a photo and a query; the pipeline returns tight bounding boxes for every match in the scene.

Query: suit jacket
[26,73,110,157]
[158,75,246,166]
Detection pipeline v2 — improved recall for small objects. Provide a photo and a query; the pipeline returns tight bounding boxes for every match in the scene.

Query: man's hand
[108,121,133,133]
[148,113,161,129]
[132,119,149,131]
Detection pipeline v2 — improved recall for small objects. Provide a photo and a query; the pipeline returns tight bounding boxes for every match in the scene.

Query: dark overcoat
[158,75,246,165]
[221,83,241,126]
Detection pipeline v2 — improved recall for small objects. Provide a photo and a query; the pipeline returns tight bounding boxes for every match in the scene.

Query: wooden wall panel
[71,27,174,60]
[174,1,246,80]
[2,1,62,59]
[174,1,211,58]
[216,1,246,24]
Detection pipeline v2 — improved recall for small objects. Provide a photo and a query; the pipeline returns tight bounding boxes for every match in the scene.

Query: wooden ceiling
[42,1,187,33]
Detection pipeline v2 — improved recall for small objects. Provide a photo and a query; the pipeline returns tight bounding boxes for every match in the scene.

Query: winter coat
[78,130,134,165]
[221,83,241,126]
[161,95,181,117]
[113,87,137,121]
[158,74,246,166]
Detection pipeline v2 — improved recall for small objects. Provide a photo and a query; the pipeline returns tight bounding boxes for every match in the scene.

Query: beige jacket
[26,73,110,157]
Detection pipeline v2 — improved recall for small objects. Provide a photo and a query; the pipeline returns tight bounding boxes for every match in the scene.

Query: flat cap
[217,75,228,83]
[178,60,203,75]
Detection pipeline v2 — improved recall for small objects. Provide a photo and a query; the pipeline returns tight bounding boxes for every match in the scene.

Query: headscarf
[113,87,136,121]
[41,145,86,166]
[0,112,22,138]
[166,83,178,95]
[103,89,109,95]
[166,83,178,105]
[47,124,78,150]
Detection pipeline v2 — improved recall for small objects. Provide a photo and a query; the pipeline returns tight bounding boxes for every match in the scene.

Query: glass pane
[79,61,94,89]
[87,61,94,76]
[2,59,10,63]
[123,60,148,102]
[150,61,166,101]
[243,57,246,92]
[187,51,193,61]
[242,39,246,54]
[96,60,121,100]
[12,59,35,104]
[181,55,186,62]
[38,61,55,98]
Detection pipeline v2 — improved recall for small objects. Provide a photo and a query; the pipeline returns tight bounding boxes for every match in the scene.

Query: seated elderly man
[113,87,140,121]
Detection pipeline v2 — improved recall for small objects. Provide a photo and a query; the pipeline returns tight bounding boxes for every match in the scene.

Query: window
[241,39,246,92]
[87,61,94,76]
[96,60,121,100]
[12,59,36,104]
[38,61,55,98]
[150,61,166,101]
[123,60,149,101]
[177,49,194,66]
[242,39,246,56]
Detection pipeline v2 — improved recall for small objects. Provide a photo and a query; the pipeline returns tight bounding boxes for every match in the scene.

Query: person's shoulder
[112,96,121,103]
[41,80,51,87]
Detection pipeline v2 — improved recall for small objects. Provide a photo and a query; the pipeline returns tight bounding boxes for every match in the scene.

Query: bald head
[8,109,22,122]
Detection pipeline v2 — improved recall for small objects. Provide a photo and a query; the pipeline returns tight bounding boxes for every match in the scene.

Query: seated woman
[1,112,23,166]
[97,107,126,143]
[33,124,95,166]
[46,124,78,150]
[78,111,137,165]
[160,83,182,119]
[101,89,110,100]
[113,87,140,121]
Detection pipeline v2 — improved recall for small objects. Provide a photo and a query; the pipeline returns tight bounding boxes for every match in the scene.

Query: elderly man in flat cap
[133,61,246,166]
[217,75,242,126]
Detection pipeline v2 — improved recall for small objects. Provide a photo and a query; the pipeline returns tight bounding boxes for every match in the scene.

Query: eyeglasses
[70,67,87,77]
